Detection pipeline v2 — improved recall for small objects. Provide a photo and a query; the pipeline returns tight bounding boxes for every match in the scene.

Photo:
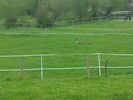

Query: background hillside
[0,0,132,28]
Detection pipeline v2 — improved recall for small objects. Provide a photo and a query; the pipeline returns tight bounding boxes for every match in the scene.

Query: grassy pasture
[0,20,133,100]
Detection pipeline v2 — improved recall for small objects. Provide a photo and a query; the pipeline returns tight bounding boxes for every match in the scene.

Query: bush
[36,9,53,28]
[5,16,18,28]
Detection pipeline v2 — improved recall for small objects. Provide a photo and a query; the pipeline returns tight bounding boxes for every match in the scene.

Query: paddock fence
[0,53,133,79]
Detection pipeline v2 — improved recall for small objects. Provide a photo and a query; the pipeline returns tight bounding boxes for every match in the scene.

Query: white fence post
[97,53,102,76]
[40,54,44,80]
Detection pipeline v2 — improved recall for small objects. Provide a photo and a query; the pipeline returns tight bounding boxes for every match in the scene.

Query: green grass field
[0,20,133,100]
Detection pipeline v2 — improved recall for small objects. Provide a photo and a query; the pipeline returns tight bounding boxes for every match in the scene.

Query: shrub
[36,9,53,28]
[5,16,18,28]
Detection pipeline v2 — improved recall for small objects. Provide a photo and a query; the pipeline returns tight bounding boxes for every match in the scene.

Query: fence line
[101,53,133,56]
[57,27,133,31]
[1,32,133,36]
[0,54,41,58]
[1,53,133,58]
[1,27,133,31]
[0,16,108,28]
[0,66,133,72]
[0,53,96,58]
[0,53,133,79]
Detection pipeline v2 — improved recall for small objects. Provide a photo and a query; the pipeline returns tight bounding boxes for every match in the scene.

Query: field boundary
[1,53,133,57]
[0,53,133,79]
[0,66,133,72]
[57,27,133,31]
[1,32,133,36]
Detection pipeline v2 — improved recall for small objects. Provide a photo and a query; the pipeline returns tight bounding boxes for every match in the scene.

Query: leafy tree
[36,3,53,28]
[0,0,132,28]
[73,0,90,19]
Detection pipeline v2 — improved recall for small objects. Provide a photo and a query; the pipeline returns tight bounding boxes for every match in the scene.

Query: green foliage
[36,8,53,28]
[0,0,37,27]
[73,0,89,19]
[4,16,18,28]
[0,0,132,27]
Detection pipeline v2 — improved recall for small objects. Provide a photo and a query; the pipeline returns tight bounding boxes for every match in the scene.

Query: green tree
[73,0,90,19]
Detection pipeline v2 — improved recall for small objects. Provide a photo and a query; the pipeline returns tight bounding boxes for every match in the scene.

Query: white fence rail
[0,53,133,79]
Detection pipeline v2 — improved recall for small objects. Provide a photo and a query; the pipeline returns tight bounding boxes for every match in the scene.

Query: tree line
[0,0,132,28]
